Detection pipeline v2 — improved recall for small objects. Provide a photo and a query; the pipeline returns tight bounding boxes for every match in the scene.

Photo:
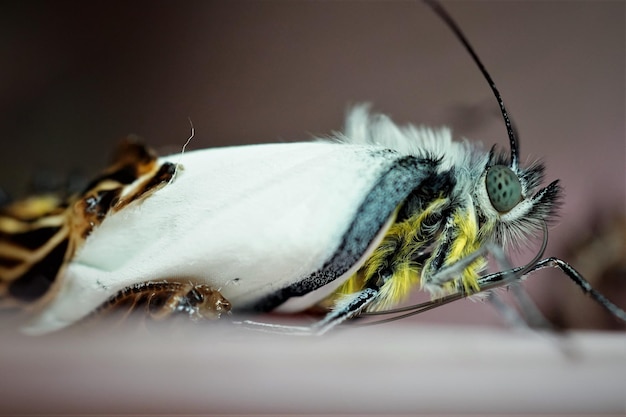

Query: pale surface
[1,321,624,415]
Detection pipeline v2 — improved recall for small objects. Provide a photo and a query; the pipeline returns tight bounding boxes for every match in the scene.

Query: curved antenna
[359,222,549,324]
[517,221,549,277]
[355,293,465,326]
[424,0,520,169]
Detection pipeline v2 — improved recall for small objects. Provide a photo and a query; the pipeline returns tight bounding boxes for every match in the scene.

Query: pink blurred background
[1,1,624,328]
[1,2,625,416]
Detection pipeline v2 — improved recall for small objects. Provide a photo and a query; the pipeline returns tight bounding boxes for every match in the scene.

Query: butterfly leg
[423,241,549,328]
[238,288,379,336]
[479,257,626,323]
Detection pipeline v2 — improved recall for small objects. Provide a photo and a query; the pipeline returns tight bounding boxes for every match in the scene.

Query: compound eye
[486,165,522,213]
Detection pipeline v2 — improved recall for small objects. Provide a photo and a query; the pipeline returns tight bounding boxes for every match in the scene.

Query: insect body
[1,1,624,334]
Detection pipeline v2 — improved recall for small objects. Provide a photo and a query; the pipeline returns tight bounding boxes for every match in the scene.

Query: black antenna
[424,0,520,169]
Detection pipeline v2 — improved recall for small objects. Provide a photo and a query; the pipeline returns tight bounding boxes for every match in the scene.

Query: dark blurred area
[0,1,624,329]
[549,213,626,330]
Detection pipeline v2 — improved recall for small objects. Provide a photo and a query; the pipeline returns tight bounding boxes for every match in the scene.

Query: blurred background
[0,1,624,329]
[1,2,625,415]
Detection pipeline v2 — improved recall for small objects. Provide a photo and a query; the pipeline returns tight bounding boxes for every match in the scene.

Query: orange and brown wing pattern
[0,137,176,309]
[86,281,231,328]
[0,193,71,304]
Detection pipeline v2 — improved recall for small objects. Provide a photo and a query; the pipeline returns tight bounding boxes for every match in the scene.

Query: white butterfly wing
[26,141,428,333]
